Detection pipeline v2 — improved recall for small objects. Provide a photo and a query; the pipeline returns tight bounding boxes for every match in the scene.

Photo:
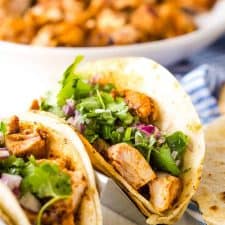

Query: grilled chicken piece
[110,25,142,45]
[177,0,216,12]
[96,8,127,33]
[7,115,20,134]
[131,4,163,35]
[149,173,182,212]
[124,90,158,122]
[107,143,156,189]
[0,0,31,17]
[5,117,47,158]
[31,23,84,46]
[110,0,142,10]
[42,170,86,225]
[70,170,87,212]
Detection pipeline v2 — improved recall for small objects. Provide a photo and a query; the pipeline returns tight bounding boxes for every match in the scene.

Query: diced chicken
[149,173,182,212]
[5,120,47,158]
[31,23,84,46]
[0,17,35,44]
[23,209,37,225]
[42,170,86,225]
[110,0,142,10]
[107,143,156,189]
[96,8,127,33]
[7,115,20,134]
[158,2,196,38]
[42,198,76,225]
[70,170,87,211]
[30,99,40,110]
[177,0,217,12]
[124,90,158,122]
[0,0,31,17]
[27,1,63,24]
[131,4,163,36]
[110,25,142,45]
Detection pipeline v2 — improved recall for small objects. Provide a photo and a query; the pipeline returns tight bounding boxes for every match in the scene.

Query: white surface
[0,0,225,81]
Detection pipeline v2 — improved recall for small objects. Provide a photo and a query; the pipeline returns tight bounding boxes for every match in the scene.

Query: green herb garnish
[0,156,72,225]
[0,121,7,135]
[152,144,181,176]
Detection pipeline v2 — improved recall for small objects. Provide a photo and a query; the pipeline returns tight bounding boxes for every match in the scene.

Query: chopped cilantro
[166,131,188,159]
[0,156,72,225]
[0,121,7,135]
[152,144,181,176]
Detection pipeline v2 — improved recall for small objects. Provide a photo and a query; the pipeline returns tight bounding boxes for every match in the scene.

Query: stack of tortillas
[193,116,225,225]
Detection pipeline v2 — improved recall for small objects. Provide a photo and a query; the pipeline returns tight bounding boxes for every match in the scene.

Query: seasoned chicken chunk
[110,25,142,45]
[149,173,182,212]
[110,0,142,10]
[96,8,127,33]
[107,143,156,189]
[177,0,217,12]
[36,158,86,225]
[5,117,47,158]
[7,115,20,134]
[31,23,84,46]
[124,90,158,122]
[131,4,163,36]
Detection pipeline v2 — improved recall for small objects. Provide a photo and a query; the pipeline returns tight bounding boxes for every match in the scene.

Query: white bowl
[0,0,225,79]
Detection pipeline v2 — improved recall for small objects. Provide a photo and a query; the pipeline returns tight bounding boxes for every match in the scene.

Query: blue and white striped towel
[179,64,225,124]
[179,64,225,225]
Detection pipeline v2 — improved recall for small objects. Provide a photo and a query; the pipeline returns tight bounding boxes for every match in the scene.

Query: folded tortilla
[192,116,225,225]
[73,58,205,224]
[0,111,102,225]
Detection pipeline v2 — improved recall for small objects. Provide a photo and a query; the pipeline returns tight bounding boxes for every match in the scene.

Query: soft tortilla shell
[76,57,205,224]
[193,116,225,225]
[0,111,102,225]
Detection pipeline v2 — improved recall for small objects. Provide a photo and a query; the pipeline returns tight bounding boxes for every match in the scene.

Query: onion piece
[63,99,75,117]
[20,192,41,213]
[0,151,9,158]
[1,173,22,191]
[137,124,155,135]
[67,110,84,132]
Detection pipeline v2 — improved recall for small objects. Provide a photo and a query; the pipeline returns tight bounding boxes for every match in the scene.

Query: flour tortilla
[0,111,102,225]
[74,57,205,224]
[193,116,225,225]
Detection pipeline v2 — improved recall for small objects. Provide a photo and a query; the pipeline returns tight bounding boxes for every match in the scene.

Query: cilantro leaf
[21,160,72,198]
[57,56,86,106]
[166,131,188,159]
[61,55,84,87]
[0,156,26,175]
[152,144,180,176]
[0,121,7,135]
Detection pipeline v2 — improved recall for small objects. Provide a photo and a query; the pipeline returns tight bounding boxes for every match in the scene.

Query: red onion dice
[1,173,22,192]
[0,150,9,159]
[67,110,84,133]
[19,192,41,213]
[63,99,75,117]
[137,124,155,135]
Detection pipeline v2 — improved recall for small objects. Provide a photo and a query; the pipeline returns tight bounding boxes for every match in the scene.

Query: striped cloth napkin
[178,64,225,124]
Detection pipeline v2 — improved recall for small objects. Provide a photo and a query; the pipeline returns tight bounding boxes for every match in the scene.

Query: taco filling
[0,116,87,225]
[38,57,189,213]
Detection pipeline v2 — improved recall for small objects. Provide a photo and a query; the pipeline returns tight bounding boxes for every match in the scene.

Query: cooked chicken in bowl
[0,0,216,47]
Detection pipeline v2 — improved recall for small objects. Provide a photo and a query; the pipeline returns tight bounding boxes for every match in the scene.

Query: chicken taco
[38,56,205,224]
[0,111,102,225]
